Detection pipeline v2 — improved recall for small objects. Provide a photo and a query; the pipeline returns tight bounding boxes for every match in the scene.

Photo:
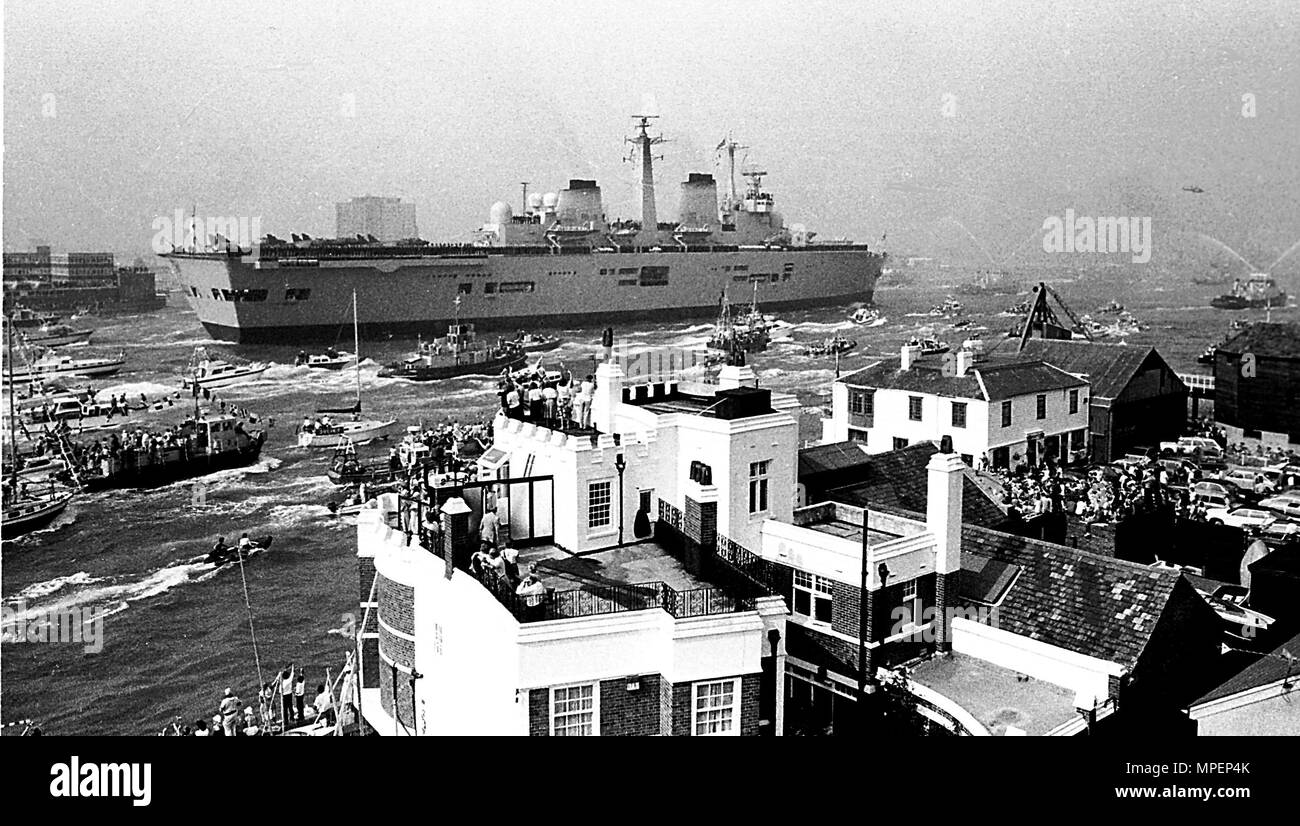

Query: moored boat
[19,323,94,348]
[3,350,125,385]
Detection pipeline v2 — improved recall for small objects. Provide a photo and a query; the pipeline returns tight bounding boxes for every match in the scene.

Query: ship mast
[629,115,664,247]
[352,289,362,417]
[6,319,16,491]
[716,135,748,213]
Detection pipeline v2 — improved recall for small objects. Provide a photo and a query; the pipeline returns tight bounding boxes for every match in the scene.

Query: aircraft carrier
[164,117,884,343]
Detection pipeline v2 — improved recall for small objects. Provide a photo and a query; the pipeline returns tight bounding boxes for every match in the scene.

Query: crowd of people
[498,363,596,431]
[988,459,1185,528]
[170,665,342,736]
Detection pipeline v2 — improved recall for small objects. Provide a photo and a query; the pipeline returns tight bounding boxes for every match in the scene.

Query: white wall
[951,616,1122,709]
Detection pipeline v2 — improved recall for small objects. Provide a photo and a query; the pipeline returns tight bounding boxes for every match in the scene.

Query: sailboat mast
[7,320,16,486]
[352,290,361,415]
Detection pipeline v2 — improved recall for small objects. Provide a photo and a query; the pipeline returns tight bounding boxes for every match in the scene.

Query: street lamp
[614,453,627,545]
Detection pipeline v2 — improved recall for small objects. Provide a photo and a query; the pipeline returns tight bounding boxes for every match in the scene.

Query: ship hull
[81,435,266,491]
[167,247,882,344]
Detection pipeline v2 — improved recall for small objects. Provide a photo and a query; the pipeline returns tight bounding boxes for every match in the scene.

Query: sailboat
[2,321,74,539]
[297,291,400,448]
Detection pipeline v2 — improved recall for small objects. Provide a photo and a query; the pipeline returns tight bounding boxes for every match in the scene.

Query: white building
[822,343,1090,470]
[336,196,418,242]
[354,356,800,736]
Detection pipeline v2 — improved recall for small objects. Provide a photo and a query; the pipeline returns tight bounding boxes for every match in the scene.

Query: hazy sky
[4,0,1298,274]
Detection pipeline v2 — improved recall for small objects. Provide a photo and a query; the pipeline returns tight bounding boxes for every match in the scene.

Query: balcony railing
[394,492,751,623]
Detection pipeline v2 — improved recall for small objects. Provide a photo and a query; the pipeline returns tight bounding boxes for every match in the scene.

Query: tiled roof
[958,525,1182,669]
[798,441,872,479]
[1219,322,1300,359]
[811,441,1010,530]
[1014,339,1178,400]
[839,358,1084,402]
[1194,629,1300,706]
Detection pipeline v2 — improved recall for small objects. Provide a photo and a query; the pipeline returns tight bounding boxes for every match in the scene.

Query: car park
[1258,494,1300,520]
[1220,468,1276,494]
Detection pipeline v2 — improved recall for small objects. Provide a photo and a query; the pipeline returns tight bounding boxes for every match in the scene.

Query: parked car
[1204,507,1276,530]
[1220,468,1277,494]
[1157,457,1198,479]
[1160,436,1223,458]
[1258,494,1300,520]
[1193,480,1238,501]
[1193,492,1236,511]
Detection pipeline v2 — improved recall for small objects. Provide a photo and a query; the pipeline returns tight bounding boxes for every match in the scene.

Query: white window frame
[587,480,612,530]
[951,401,967,429]
[550,682,600,736]
[793,570,834,625]
[748,460,770,515]
[692,679,740,736]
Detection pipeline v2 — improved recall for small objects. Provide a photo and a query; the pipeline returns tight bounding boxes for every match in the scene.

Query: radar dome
[489,201,513,225]
[527,192,543,210]
[542,192,559,209]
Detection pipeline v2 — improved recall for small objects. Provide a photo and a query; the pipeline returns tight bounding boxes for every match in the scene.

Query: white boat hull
[4,359,126,385]
[182,365,269,390]
[297,419,400,448]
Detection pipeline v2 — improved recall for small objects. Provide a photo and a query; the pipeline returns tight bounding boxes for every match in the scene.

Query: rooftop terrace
[909,653,1082,736]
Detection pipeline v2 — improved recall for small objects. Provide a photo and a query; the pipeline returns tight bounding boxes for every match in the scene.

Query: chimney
[900,344,922,371]
[717,362,758,389]
[955,348,973,377]
[592,359,625,434]
[926,445,965,576]
[927,444,965,653]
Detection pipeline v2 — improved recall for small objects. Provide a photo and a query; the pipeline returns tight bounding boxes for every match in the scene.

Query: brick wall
[528,688,549,736]
[358,556,376,605]
[671,682,693,736]
[377,574,415,635]
[740,675,762,736]
[599,676,663,736]
[377,658,416,730]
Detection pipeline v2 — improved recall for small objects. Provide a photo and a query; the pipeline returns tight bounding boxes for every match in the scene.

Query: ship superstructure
[164,117,883,343]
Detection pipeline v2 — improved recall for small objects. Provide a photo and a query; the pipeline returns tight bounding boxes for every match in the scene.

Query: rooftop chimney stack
[955,348,973,377]
[592,359,625,434]
[900,343,922,371]
[926,447,965,577]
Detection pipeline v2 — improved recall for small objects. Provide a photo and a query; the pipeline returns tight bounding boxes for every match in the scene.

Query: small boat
[1095,300,1125,315]
[7,308,60,329]
[508,332,562,355]
[181,348,269,391]
[327,481,396,516]
[927,298,964,317]
[708,289,770,354]
[4,350,125,385]
[20,323,94,348]
[803,335,857,357]
[294,348,354,371]
[849,307,886,326]
[298,291,398,447]
[1197,584,1275,644]
[906,336,950,356]
[3,324,75,538]
[1002,301,1031,316]
[205,535,273,567]
[950,319,973,329]
[379,323,527,381]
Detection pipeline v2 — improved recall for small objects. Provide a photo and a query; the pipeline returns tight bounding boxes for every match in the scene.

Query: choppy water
[2,265,1292,734]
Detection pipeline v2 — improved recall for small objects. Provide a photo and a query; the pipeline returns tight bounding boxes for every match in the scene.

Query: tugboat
[1211,274,1287,310]
[2,325,75,538]
[298,292,399,447]
[379,320,527,381]
[181,347,269,391]
[73,411,267,491]
[708,289,770,354]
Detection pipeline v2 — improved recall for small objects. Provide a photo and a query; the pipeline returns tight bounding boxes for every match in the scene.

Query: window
[951,401,967,428]
[484,282,497,294]
[849,389,874,417]
[848,428,869,443]
[893,437,909,450]
[692,679,739,736]
[1036,394,1047,420]
[212,288,223,300]
[908,396,923,421]
[638,266,669,287]
[961,453,973,466]
[457,283,473,294]
[1001,400,1012,428]
[899,579,923,629]
[284,288,311,301]
[498,281,536,293]
[748,460,769,514]
[1070,428,1086,451]
[1069,389,1079,414]
[793,570,834,623]
[551,684,598,736]
[588,481,612,530]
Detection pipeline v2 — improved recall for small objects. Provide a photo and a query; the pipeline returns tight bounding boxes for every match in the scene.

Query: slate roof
[1193,629,1300,706]
[958,524,1183,669]
[1014,339,1181,401]
[1219,322,1300,359]
[839,357,1084,402]
[806,441,1010,530]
